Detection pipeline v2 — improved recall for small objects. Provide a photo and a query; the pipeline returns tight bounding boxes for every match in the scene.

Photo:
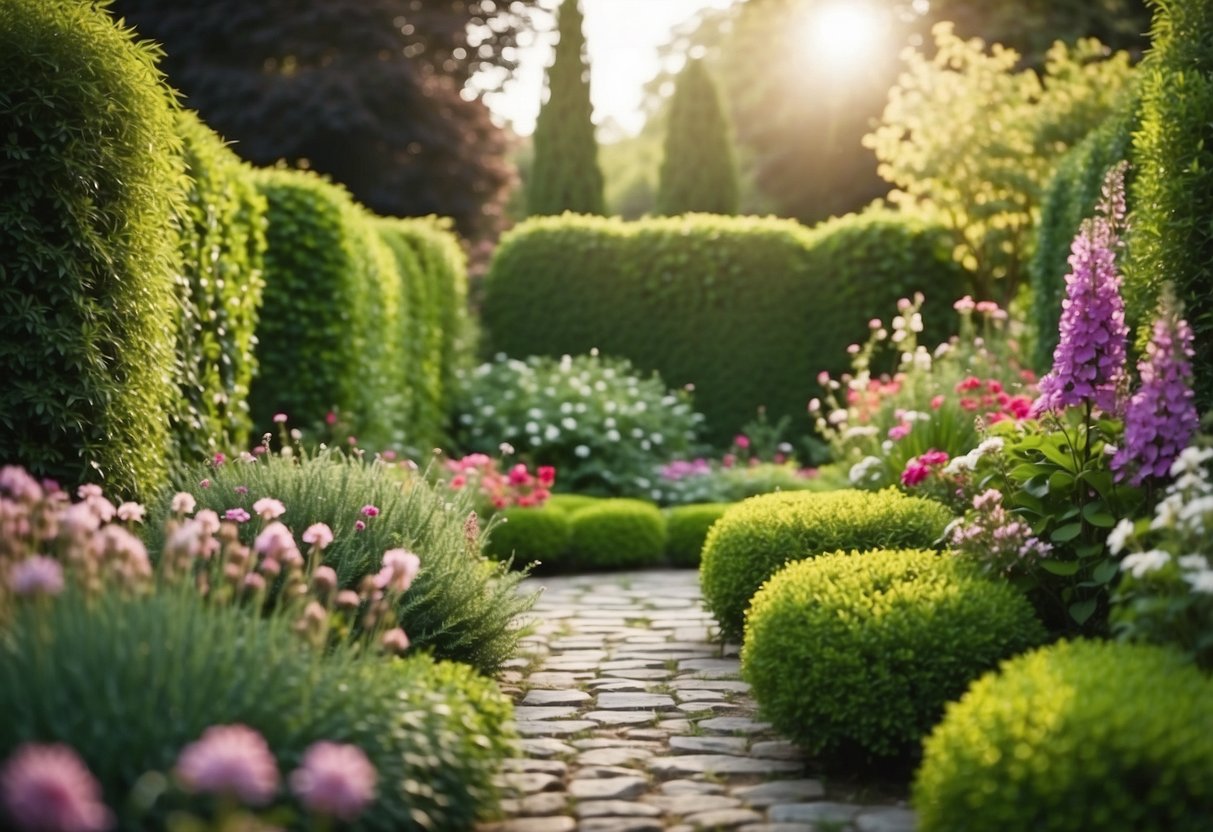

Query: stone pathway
[481,569,915,832]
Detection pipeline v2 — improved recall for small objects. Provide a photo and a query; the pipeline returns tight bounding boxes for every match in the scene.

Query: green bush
[0,0,185,499]
[743,550,1045,767]
[546,493,606,515]
[0,588,516,831]
[480,209,967,445]
[913,639,1213,831]
[172,111,268,461]
[569,499,668,570]
[147,449,536,674]
[700,488,954,642]
[452,353,704,496]
[485,505,572,568]
[664,503,730,567]
[656,58,738,216]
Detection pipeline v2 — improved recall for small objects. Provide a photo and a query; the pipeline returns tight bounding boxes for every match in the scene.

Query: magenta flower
[354,520,366,533]
[174,725,279,806]
[1033,163,1129,416]
[901,459,930,487]
[9,556,65,598]
[273,413,288,424]
[360,505,380,518]
[1112,297,1198,485]
[888,423,911,441]
[290,742,377,820]
[223,508,251,524]
[234,485,249,496]
[0,743,113,832]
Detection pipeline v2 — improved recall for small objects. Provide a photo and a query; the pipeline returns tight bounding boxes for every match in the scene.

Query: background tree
[656,59,739,216]
[526,0,605,216]
[108,0,547,242]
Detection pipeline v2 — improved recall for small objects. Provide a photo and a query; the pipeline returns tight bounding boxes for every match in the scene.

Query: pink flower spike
[174,724,279,806]
[290,742,377,821]
[301,523,334,550]
[0,743,113,832]
[360,505,380,518]
[252,498,286,521]
[9,556,65,598]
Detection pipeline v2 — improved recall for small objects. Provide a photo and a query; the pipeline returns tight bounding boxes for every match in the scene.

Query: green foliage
[484,505,572,568]
[864,23,1135,301]
[526,0,604,216]
[147,449,536,674]
[545,493,605,515]
[0,0,185,499]
[480,209,967,445]
[452,353,703,496]
[700,489,954,642]
[913,639,1213,831]
[656,59,738,216]
[569,499,668,570]
[654,462,821,507]
[743,550,1045,767]
[1030,101,1138,370]
[0,587,516,831]
[664,503,730,567]
[172,111,268,461]
[1125,0,1213,412]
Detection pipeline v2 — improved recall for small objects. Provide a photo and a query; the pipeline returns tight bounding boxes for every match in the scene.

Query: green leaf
[1023,474,1051,499]
[1081,502,1116,528]
[1092,558,1119,584]
[1051,522,1083,543]
[1069,598,1098,625]
[1048,471,1075,492]
[1040,559,1081,576]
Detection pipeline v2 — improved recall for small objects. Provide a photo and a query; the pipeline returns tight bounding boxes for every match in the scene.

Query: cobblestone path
[481,569,916,832]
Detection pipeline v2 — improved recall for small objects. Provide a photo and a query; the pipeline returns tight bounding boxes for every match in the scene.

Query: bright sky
[482,0,737,139]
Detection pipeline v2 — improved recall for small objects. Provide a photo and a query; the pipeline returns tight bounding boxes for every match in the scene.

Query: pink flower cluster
[901,450,950,486]
[953,376,1035,423]
[951,489,1053,574]
[0,743,113,832]
[443,454,554,510]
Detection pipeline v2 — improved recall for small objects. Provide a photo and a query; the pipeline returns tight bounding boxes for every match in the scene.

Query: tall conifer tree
[527,0,605,216]
[657,58,739,215]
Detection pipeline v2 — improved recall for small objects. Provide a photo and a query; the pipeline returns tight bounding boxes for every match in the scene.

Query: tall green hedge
[172,111,267,460]
[481,209,968,445]
[1126,0,1213,411]
[0,0,184,499]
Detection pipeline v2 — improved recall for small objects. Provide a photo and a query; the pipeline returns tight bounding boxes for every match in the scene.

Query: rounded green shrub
[0,588,516,831]
[546,493,606,515]
[913,639,1213,831]
[485,505,572,568]
[0,0,185,499]
[742,550,1046,766]
[700,488,954,642]
[148,449,536,674]
[569,499,668,570]
[664,503,730,567]
[172,111,268,461]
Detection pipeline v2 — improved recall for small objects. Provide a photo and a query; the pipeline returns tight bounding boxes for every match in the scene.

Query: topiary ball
[569,499,667,570]
[700,489,954,641]
[742,549,1046,767]
[485,505,572,569]
[546,493,605,516]
[913,639,1213,832]
[664,503,731,568]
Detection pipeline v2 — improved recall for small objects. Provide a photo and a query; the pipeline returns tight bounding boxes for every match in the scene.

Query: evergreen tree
[527,0,604,216]
[657,59,739,216]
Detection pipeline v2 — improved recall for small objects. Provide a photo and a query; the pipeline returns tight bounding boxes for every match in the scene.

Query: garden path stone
[481,569,915,832]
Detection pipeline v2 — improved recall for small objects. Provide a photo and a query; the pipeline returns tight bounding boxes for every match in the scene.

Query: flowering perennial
[950,489,1053,574]
[0,744,113,832]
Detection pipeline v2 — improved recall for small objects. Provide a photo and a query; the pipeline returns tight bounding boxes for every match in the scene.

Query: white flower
[848,456,883,485]
[527,408,543,420]
[1171,446,1213,477]
[1121,549,1171,579]
[977,437,1005,455]
[1151,495,1183,530]
[650,433,663,445]
[1106,518,1134,556]
[1183,569,1213,594]
[943,450,980,476]
[574,445,591,459]
[560,402,573,414]
[842,426,878,440]
[544,425,560,441]
[525,421,539,434]
[827,409,849,426]
[909,313,924,333]
[1178,554,1209,572]
[606,430,621,442]
[561,417,577,430]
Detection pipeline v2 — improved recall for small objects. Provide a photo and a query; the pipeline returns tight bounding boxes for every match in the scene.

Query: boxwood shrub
[480,209,967,445]
[0,0,185,499]
[664,503,730,567]
[742,550,1046,768]
[913,639,1213,831]
[0,587,516,831]
[569,499,668,570]
[485,505,572,569]
[700,489,954,641]
[546,493,606,515]
[172,111,268,461]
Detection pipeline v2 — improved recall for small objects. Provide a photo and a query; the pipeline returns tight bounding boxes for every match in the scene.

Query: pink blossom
[76,485,102,501]
[354,520,366,532]
[869,318,883,329]
[381,628,410,653]
[312,566,338,594]
[273,413,288,424]
[0,743,113,832]
[224,508,251,524]
[290,742,377,821]
[335,590,361,609]
[115,502,144,524]
[326,411,337,426]
[901,460,930,487]
[360,505,380,518]
[301,523,334,550]
[252,498,286,521]
[0,467,43,503]
[733,435,750,450]
[953,296,975,313]
[9,556,65,598]
[234,485,249,496]
[887,423,911,441]
[375,549,420,594]
[170,492,196,515]
[920,450,950,467]
[212,453,226,467]
[199,479,211,490]
[174,725,279,806]
[243,573,267,593]
[195,510,221,535]
[254,522,298,561]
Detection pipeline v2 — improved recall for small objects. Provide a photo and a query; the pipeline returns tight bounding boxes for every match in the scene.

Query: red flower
[537,466,556,487]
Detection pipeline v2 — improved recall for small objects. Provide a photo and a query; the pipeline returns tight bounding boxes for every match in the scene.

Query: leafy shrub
[0,0,185,499]
[147,449,535,674]
[172,111,268,461]
[664,503,730,567]
[700,489,954,641]
[485,505,572,569]
[546,493,605,515]
[743,550,1045,767]
[452,352,703,496]
[913,639,1213,831]
[0,587,516,831]
[656,58,738,216]
[480,210,967,445]
[569,499,668,570]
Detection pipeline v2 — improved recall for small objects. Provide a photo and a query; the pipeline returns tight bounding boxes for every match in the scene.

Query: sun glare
[805,1,889,70]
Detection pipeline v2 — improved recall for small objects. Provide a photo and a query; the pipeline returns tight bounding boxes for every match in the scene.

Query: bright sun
[805,1,888,70]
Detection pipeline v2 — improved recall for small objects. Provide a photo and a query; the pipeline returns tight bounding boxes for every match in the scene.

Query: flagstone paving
[480,569,916,832]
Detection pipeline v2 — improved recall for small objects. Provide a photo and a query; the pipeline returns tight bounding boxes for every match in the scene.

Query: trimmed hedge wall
[485,505,573,568]
[0,0,185,499]
[172,111,267,460]
[480,209,968,445]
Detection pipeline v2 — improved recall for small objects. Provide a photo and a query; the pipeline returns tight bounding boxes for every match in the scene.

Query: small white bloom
[1178,554,1209,571]
[1151,495,1183,530]
[498,442,514,455]
[827,409,849,426]
[909,313,924,333]
[977,437,1004,455]
[1121,549,1171,579]
[480,404,495,416]
[1183,569,1213,594]
[1172,446,1213,477]
[1106,518,1134,556]
[574,445,591,459]
[606,429,621,442]
[631,427,645,439]
[525,421,539,434]
[891,329,907,343]
[650,433,663,445]
[561,417,577,430]
[544,425,561,441]
[842,425,879,440]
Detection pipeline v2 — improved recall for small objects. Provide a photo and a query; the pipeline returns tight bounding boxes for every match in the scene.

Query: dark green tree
[657,59,739,216]
[527,0,605,216]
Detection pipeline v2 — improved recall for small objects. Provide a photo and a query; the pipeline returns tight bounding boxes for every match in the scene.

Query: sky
[481,0,737,139]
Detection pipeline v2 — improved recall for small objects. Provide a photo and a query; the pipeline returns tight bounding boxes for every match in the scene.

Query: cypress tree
[527,0,605,216]
[657,58,739,216]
